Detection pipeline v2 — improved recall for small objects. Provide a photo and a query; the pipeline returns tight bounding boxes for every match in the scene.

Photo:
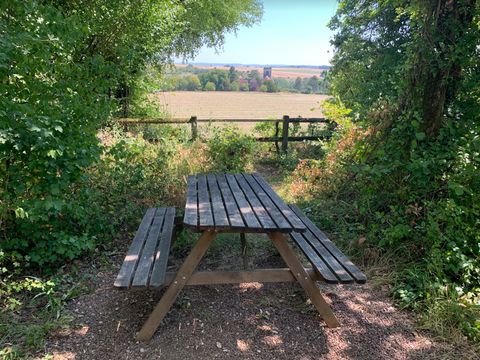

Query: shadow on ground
[46,264,453,360]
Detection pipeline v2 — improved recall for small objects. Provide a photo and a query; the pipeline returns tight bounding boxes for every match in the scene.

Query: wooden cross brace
[135,231,339,341]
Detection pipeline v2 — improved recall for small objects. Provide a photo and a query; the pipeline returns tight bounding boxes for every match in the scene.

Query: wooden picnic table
[135,173,344,341]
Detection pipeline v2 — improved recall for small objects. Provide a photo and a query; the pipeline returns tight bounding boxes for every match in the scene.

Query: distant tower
[263,67,272,79]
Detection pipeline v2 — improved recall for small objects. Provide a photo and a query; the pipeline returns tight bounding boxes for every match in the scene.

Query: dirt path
[43,249,465,360]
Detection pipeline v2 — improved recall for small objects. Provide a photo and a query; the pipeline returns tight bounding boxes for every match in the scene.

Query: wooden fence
[118,116,335,153]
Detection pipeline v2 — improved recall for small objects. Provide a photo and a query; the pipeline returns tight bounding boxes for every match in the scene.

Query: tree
[0,0,264,267]
[294,77,303,91]
[307,76,319,93]
[263,79,278,93]
[327,0,480,339]
[47,0,263,113]
[185,75,201,90]
[239,83,249,91]
[228,66,239,82]
[0,2,113,264]
[230,81,240,91]
[199,68,231,90]
[204,81,216,91]
[249,79,259,91]
[247,70,262,84]
[274,78,294,92]
[330,0,478,138]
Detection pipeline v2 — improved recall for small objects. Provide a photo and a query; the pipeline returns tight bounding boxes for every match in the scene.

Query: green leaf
[415,132,426,141]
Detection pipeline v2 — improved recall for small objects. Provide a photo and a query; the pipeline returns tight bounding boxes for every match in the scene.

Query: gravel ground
[43,253,468,360]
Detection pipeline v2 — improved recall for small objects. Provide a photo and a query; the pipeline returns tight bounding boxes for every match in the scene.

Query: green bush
[204,81,216,91]
[284,100,480,341]
[207,126,257,172]
[130,123,190,143]
[0,2,113,268]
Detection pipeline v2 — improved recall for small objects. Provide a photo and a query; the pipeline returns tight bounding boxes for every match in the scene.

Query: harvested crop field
[154,92,329,120]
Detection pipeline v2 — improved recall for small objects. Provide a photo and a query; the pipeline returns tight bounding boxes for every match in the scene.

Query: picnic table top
[183,173,307,233]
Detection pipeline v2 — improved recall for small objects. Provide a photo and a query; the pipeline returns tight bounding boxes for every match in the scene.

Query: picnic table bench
[114,173,366,341]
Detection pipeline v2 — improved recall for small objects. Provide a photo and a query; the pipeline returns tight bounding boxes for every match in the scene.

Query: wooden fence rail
[117,116,335,153]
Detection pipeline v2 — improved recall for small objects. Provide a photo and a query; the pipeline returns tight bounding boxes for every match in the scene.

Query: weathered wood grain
[114,208,156,289]
[183,176,198,228]
[252,173,306,232]
[289,205,366,284]
[207,174,230,229]
[149,207,176,288]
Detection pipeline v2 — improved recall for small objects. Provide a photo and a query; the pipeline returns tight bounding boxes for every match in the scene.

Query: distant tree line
[161,65,329,94]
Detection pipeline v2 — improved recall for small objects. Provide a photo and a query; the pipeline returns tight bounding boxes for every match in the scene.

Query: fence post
[274,120,280,153]
[281,115,289,153]
[190,116,198,141]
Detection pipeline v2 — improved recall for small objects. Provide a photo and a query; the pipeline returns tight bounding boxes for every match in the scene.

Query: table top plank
[234,174,277,230]
[207,174,230,228]
[183,175,198,228]
[225,174,261,229]
[197,174,214,228]
[184,173,306,233]
[216,174,245,229]
[252,173,306,231]
[242,173,291,230]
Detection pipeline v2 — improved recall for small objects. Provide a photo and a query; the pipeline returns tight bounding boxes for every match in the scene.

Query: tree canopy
[325,0,480,340]
[0,0,262,265]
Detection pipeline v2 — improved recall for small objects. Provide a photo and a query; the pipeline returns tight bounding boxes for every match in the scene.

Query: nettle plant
[0,3,114,267]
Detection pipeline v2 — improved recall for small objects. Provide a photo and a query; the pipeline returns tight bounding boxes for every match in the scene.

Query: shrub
[282,100,480,341]
[130,123,190,143]
[204,81,216,91]
[230,81,240,91]
[0,2,113,268]
[75,132,180,236]
[207,126,257,172]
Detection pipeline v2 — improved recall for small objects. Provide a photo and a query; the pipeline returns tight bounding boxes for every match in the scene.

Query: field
[175,64,326,78]
[154,91,329,119]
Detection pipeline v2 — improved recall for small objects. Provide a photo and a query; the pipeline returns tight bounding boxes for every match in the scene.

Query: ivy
[321,0,480,340]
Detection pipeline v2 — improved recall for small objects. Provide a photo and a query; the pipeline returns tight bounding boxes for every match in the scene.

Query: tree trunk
[421,0,476,138]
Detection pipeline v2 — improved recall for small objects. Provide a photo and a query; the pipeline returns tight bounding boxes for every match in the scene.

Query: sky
[180,0,338,66]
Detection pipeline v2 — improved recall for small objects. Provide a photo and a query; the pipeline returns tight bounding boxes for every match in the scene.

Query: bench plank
[290,232,339,283]
[234,174,276,230]
[150,207,176,288]
[290,205,366,283]
[302,230,353,283]
[132,208,167,287]
[114,208,157,288]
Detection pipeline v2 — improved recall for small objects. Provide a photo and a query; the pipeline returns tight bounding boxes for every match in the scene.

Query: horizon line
[175,62,331,68]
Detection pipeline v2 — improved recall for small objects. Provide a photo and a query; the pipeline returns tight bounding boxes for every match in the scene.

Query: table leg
[268,232,340,328]
[136,231,216,341]
[240,233,248,269]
